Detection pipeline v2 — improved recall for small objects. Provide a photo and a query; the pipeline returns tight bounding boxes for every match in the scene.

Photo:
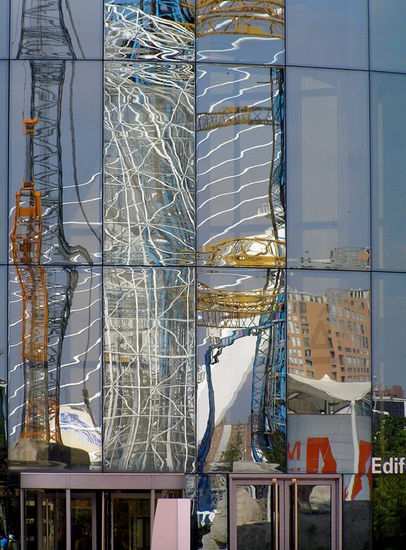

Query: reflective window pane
[0,62,7,264]
[343,475,371,550]
[25,490,66,549]
[287,68,370,270]
[287,271,371,474]
[0,268,6,462]
[197,268,286,473]
[373,475,406,548]
[290,483,331,550]
[9,61,102,265]
[236,484,277,549]
[370,0,406,73]
[196,474,228,550]
[197,65,285,267]
[372,273,406,447]
[371,73,406,271]
[286,0,368,69]
[8,266,102,470]
[11,0,102,59]
[196,0,284,65]
[0,1,8,59]
[104,0,194,61]
[104,61,194,265]
[103,267,195,472]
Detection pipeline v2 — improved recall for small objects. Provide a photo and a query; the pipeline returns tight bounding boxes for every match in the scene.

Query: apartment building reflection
[288,288,370,383]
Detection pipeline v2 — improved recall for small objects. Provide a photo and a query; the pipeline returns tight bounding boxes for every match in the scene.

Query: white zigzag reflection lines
[8,267,102,456]
[104,3,194,61]
[104,61,194,265]
[103,267,195,472]
[197,64,285,267]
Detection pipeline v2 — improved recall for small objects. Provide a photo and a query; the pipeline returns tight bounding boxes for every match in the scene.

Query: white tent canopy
[288,373,371,414]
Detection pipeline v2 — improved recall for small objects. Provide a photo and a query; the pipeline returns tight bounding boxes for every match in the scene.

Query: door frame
[229,474,342,550]
[20,473,185,550]
[71,492,97,550]
[110,491,152,550]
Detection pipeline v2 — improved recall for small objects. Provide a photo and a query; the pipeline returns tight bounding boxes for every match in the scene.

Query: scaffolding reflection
[104,60,194,265]
[104,267,195,471]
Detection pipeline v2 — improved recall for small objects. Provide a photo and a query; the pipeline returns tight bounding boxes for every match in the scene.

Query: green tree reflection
[373,415,406,549]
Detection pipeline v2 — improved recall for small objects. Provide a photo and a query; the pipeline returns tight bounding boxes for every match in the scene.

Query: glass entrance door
[111,494,151,550]
[71,493,97,550]
[230,475,341,550]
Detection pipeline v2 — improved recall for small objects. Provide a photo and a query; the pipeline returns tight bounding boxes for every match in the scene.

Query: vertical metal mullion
[150,489,155,544]
[101,491,105,550]
[66,489,71,550]
[37,492,43,550]
[337,477,343,550]
[101,0,105,475]
[20,489,25,550]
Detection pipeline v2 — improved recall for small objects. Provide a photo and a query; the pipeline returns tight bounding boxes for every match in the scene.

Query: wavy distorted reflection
[104,60,194,265]
[197,269,286,474]
[8,1,102,469]
[105,0,194,61]
[197,64,285,268]
[103,267,195,472]
[197,0,284,64]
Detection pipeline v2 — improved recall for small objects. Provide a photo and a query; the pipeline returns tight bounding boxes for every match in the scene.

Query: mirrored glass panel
[9,60,102,265]
[195,474,228,550]
[343,474,371,550]
[11,0,102,59]
[372,475,406,548]
[25,490,66,549]
[287,68,370,270]
[0,1,9,59]
[0,268,6,464]
[196,1,284,65]
[197,268,286,474]
[8,266,102,470]
[0,62,7,264]
[103,266,195,472]
[286,0,368,70]
[104,0,194,61]
[371,73,406,271]
[197,65,285,268]
[370,0,406,73]
[287,270,371,474]
[372,273,406,456]
[104,61,194,265]
[289,482,331,550]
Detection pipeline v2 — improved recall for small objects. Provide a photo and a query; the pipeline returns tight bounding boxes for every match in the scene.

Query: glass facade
[1,1,406,549]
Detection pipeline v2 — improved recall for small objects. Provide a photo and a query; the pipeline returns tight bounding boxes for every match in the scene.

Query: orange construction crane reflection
[10,119,62,446]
